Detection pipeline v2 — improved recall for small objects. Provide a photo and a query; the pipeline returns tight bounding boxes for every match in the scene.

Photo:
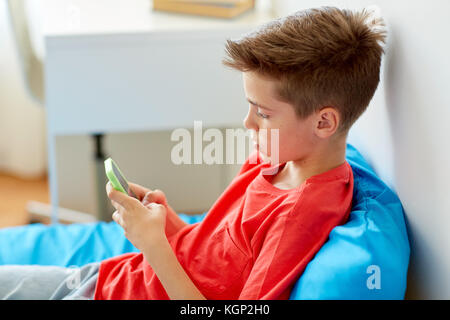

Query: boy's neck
[272,137,347,189]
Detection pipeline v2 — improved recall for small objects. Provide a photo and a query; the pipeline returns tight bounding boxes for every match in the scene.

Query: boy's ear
[314,107,340,138]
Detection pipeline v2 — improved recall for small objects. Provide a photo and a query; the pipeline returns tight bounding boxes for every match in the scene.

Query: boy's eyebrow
[246,97,273,111]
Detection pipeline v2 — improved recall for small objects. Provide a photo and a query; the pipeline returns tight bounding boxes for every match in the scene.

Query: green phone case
[104,157,135,197]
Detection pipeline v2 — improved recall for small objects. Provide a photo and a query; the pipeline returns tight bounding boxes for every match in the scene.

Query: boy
[0,6,386,300]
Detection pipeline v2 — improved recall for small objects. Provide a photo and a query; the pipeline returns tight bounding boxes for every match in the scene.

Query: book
[152,0,255,19]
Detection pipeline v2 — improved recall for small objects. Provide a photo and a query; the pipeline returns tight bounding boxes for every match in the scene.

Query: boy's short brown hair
[223,6,387,133]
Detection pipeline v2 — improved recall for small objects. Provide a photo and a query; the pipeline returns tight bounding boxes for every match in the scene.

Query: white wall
[0,0,243,217]
[275,0,450,299]
[0,0,47,178]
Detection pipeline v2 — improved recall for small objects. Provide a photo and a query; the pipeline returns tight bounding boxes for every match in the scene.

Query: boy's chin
[259,152,283,176]
[254,145,281,166]
[258,150,279,165]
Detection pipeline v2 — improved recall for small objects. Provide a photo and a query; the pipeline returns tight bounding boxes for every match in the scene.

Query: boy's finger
[128,182,149,201]
[111,199,120,210]
[142,189,167,206]
[106,182,137,210]
[145,202,166,213]
[112,210,124,227]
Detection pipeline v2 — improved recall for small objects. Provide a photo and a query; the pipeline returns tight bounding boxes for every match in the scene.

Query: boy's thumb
[142,189,167,206]
[106,182,136,210]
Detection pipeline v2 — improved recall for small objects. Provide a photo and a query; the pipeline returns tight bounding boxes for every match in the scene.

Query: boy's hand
[110,181,186,239]
[106,182,167,251]
[128,182,169,207]
[128,182,179,223]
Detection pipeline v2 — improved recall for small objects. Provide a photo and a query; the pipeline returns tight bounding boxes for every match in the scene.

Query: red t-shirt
[94,151,353,300]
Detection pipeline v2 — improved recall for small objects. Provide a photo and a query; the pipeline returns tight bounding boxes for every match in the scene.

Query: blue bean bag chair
[0,144,410,299]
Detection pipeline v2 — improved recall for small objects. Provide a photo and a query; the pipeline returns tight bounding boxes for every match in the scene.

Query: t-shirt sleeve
[238,183,351,300]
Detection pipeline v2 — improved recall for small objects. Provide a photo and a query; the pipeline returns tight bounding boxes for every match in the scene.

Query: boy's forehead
[243,72,277,98]
[243,72,285,109]
[243,71,274,85]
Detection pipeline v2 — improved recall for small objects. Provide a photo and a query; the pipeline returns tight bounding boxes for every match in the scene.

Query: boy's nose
[243,110,257,131]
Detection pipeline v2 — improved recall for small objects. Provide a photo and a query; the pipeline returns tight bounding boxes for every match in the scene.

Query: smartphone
[104,157,138,199]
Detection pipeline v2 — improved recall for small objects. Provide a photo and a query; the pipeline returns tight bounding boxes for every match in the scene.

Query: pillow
[0,144,409,299]
[289,144,410,299]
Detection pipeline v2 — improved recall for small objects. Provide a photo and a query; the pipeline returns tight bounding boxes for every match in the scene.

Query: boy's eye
[256,109,269,119]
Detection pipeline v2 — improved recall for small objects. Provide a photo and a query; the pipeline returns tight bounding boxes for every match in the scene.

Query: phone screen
[111,161,138,199]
